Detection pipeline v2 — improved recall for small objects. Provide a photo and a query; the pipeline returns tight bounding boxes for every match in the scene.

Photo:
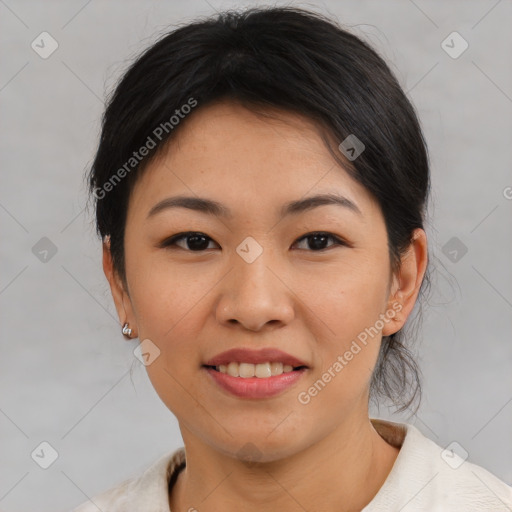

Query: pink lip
[203,366,308,399]
[203,347,308,368]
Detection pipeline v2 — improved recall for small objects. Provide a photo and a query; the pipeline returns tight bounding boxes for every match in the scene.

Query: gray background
[1,1,511,511]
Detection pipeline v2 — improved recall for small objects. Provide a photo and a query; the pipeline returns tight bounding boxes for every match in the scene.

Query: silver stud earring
[122,323,132,337]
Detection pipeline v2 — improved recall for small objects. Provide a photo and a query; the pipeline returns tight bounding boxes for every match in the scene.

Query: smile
[202,364,308,399]
[206,361,307,378]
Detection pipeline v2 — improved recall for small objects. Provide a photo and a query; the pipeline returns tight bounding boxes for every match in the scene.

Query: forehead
[129,100,379,223]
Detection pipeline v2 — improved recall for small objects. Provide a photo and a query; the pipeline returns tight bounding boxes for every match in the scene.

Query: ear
[382,228,428,336]
[102,237,138,338]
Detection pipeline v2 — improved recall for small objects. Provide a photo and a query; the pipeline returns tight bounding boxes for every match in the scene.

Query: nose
[215,250,295,332]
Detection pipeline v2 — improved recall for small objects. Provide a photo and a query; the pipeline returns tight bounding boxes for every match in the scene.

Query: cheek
[291,257,388,391]
[293,253,389,337]
[126,246,211,337]
[124,251,213,398]
[136,270,210,417]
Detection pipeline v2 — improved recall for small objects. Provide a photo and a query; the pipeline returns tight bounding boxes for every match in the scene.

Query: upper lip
[203,348,308,368]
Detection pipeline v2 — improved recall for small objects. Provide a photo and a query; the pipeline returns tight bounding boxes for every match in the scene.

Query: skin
[103,100,428,512]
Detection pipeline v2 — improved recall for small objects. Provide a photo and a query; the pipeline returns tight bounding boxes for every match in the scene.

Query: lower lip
[203,366,307,399]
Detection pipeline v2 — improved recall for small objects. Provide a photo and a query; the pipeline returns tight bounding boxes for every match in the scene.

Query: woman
[73,6,512,511]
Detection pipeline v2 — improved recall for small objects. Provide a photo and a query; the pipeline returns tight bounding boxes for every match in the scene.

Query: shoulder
[71,477,133,512]
[366,419,512,511]
[70,447,186,512]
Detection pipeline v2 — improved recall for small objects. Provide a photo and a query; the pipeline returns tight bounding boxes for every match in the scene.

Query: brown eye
[293,232,347,251]
[160,231,348,252]
[161,232,218,251]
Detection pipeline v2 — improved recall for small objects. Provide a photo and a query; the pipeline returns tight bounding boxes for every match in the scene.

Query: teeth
[216,362,297,378]
[227,362,238,377]
[240,363,257,378]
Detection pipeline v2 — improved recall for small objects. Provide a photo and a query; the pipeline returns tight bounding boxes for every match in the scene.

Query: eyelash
[159,231,349,252]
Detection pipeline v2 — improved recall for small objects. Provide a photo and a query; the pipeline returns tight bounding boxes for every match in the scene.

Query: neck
[169,417,400,512]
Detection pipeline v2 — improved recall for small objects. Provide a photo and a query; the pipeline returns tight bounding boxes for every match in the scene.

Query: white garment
[71,419,512,511]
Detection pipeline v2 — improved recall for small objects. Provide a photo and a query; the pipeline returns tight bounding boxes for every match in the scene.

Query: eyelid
[294,231,350,250]
[158,231,219,249]
[159,231,350,250]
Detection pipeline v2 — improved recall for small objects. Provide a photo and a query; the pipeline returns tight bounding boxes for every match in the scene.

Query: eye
[159,231,348,252]
[293,231,347,251]
[160,232,219,251]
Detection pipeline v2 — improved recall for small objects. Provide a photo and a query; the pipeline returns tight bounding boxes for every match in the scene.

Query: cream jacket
[71,419,512,511]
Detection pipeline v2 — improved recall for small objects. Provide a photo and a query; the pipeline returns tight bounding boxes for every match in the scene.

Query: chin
[213,433,303,464]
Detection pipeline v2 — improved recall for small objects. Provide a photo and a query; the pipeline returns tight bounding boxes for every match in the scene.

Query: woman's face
[108,100,417,461]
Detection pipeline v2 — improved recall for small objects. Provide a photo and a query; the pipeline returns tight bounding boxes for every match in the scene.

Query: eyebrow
[147,192,362,219]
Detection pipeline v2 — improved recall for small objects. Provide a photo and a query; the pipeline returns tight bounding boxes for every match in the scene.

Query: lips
[204,365,307,398]
[203,347,309,369]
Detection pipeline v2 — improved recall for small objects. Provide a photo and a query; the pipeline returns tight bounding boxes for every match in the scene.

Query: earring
[122,323,132,338]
